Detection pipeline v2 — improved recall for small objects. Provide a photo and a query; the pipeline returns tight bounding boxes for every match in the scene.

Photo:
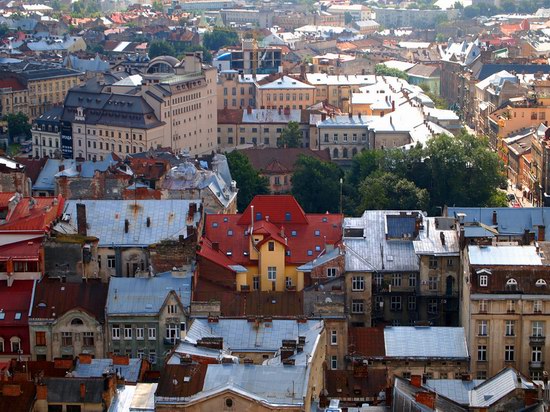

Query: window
[390,296,402,311]
[112,325,120,340]
[536,279,547,287]
[479,275,488,287]
[268,241,275,251]
[428,298,438,314]
[253,276,260,290]
[61,332,72,347]
[314,230,321,236]
[285,277,292,288]
[83,332,94,347]
[330,330,337,345]
[532,346,543,362]
[331,355,337,370]
[149,349,156,364]
[10,337,20,353]
[534,300,543,313]
[0,338,3,352]
[479,300,488,313]
[391,274,401,287]
[136,328,144,340]
[148,328,156,340]
[505,345,515,362]
[35,332,46,346]
[352,276,365,291]
[477,345,487,361]
[225,398,234,409]
[124,325,132,340]
[506,278,518,290]
[107,255,115,269]
[375,296,384,311]
[505,320,515,336]
[167,305,178,314]
[267,266,276,281]
[532,321,544,337]
[478,320,488,336]
[507,300,515,313]
[429,256,438,269]
[477,370,487,379]
[408,296,416,310]
[327,268,338,277]
[352,299,364,313]
[428,276,438,291]
[447,258,454,267]
[408,273,417,288]
[166,324,180,343]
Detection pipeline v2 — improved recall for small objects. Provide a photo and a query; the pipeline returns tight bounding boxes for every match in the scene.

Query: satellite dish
[325,297,333,303]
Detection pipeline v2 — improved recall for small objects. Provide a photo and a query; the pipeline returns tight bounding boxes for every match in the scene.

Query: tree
[4,113,31,141]
[152,1,164,12]
[374,64,408,80]
[291,155,343,213]
[226,151,269,211]
[344,12,353,25]
[357,172,429,212]
[148,41,176,58]
[203,28,239,51]
[278,122,302,148]
[0,23,9,37]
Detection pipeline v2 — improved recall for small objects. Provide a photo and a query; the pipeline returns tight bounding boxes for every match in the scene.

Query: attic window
[322,217,328,222]
[291,230,297,237]
[212,222,218,228]
[256,212,262,221]
[223,217,228,222]
[227,230,233,236]
[536,279,547,287]
[307,250,313,256]
[314,230,320,236]
[285,212,291,221]
[14,313,21,320]
[71,318,84,325]
[315,245,321,251]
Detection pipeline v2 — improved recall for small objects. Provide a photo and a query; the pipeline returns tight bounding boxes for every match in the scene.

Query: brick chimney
[411,375,422,388]
[112,355,130,366]
[247,106,252,115]
[80,383,86,401]
[36,385,47,400]
[2,384,21,397]
[492,210,497,226]
[76,203,87,236]
[78,354,93,364]
[539,225,546,241]
[284,107,290,115]
[415,392,435,409]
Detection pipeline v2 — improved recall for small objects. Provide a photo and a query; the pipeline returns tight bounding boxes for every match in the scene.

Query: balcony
[529,361,544,369]
[530,335,546,345]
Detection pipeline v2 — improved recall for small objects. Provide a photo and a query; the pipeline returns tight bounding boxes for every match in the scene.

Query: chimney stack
[76,203,87,236]
[80,383,86,401]
[492,210,497,226]
[539,225,546,241]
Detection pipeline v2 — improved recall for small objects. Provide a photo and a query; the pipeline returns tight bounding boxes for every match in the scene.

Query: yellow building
[199,195,343,293]
[256,75,315,110]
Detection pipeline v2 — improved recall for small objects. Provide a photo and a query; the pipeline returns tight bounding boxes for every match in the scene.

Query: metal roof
[56,199,201,247]
[468,245,543,266]
[73,358,142,383]
[469,368,537,407]
[202,364,307,406]
[106,271,192,315]
[384,327,469,359]
[413,217,460,256]
[425,379,483,405]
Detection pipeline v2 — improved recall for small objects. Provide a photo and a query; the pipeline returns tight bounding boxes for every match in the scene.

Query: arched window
[536,279,547,287]
[506,278,518,290]
[0,337,4,352]
[71,318,84,325]
[333,148,339,158]
[224,397,234,409]
[10,336,21,353]
[352,148,358,157]
[343,148,348,158]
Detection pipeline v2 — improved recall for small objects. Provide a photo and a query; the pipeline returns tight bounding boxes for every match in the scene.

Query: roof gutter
[28,278,37,318]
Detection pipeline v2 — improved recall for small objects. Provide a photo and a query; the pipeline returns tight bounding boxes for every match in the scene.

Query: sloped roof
[0,194,64,232]
[468,245,542,266]
[469,367,537,407]
[72,358,142,383]
[240,148,331,174]
[384,327,468,359]
[350,327,385,357]
[0,280,34,327]
[156,363,207,398]
[45,377,104,404]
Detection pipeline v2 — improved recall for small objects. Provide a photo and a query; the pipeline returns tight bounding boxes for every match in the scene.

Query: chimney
[78,354,93,364]
[280,347,294,361]
[76,203,87,236]
[278,107,282,115]
[411,375,422,388]
[2,384,21,397]
[539,225,546,241]
[36,385,47,400]
[124,219,129,233]
[348,112,352,119]
[112,355,130,365]
[247,106,252,115]
[415,392,436,410]
[284,106,290,115]
[58,165,65,172]
[76,164,82,173]
[189,202,197,216]
[80,383,86,400]
[440,232,445,245]
[321,113,327,121]
[492,210,497,226]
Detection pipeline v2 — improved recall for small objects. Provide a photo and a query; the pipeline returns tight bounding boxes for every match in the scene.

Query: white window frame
[166,324,180,343]
[390,296,402,311]
[532,346,543,362]
[107,255,115,269]
[408,273,417,288]
[428,276,438,291]
[112,326,120,340]
[479,275,488,287]
[351,299,364,314]
[267,266,277,281]
[477,345,487,361]
[478,320,488,336]
[167,304,178,314]
[408,296,416,310]
[148,327,156,340]
[391,273,401,287]
[330,330,337,345]
[124,326,132,340]
[505,320,515,337]
[352,276,365,291]
[534,300,543,313]
[136,328,144,340]
[330,355,337,370]
[505,345,515,362]
[532,321,544,337]
[327,267,338,278]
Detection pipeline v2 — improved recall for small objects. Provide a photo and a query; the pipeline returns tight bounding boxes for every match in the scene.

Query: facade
[31,107,63,158]
[255,75,315,110]
[372,7,458,29]
[61,53,217,160]
[304,74,375,110]
[198,195,343,293]
[29,279,108,361]
[213,40,281,74]
[105,270,191,369]
[217,71,260,110]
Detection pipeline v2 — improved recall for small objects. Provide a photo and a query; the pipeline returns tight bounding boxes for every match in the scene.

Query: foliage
[177,45,213,64]
[149,40,176,58]
[71,0,101,18]
[152,1,164,12]
[419,83,447,109]
[357,172,429,212]
[203,27,239,51]
[278,122,302,148]
[344,12,353,25]
[345,131,506,214]
[374,64,408,80]
[4,113,31,141]
[0,23,9,37]
[292,156,343,213]
[226,151,269,211]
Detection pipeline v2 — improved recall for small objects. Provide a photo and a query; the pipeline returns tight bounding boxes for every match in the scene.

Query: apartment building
[217,71,259,110]
[31,107,63,158]
[213,40,281,74]
[256,75,315,110]
[62,53,217,160]
[305,73,375,110]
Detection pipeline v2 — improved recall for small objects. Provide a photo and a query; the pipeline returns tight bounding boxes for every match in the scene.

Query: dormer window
[227,230,233,236]
[479,275,488,287]
[256,212,262,221]
[536,279,547,287]
[314,230,320,236]
[506,278,518,291]
[285,212,291,221]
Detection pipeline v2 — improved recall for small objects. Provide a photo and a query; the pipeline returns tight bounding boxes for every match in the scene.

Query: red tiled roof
[0,238,42,261]
[240,148,331,175]
[0,194,64,232]
[0,280,34,326]
[0,79,25,91]
[14,157,48,184]
[350,327,386,358]
[326,369,387,399]
[202,196,342,267]
[0,381,36,412]
[217,108,244,124]
[30,278,108,321]
[197,238,239,273]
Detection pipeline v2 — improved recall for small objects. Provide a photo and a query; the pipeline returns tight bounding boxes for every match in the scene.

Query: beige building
[462,244,550,380]
[217,71,259,110]
[256,75,315,110]
[305,73,375,110]
[62,54,217,160]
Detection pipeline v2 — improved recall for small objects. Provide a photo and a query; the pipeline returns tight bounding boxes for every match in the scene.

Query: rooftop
[72,358,142,383]
[384,326,468,359]
[468,245,543,266]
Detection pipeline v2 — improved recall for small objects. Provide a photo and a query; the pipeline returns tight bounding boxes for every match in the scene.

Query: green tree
[177,45,212,64]
[357,172,429,212]
[4,113,31,141]
[344,12,353,25]
[0,23,9,37]
[226,151,269,211]
[374,64,409,80]
[278,122,302,148]
[291,155,343,213]
[152,1,164,12]
[148,40,176,58]
[203,27,239,51]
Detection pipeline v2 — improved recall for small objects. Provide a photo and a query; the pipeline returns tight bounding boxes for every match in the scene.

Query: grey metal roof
[73,358,142,382]
[344,211,421,273]
[384,326,469,359]
[297,247,341,271]
[413,217,459,256]
[468,245,543,266]
[447,207,550,240]
[33,159,77,192]
[469,368,537,407]
[56,199,201,247]
[202,364,307,406]
[185,319,322,353]
[425,379,483,405]
[106,271,192,315]
[45,377,104,404]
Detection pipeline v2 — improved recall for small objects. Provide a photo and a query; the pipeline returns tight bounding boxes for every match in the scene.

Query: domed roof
[148,55,180,68]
